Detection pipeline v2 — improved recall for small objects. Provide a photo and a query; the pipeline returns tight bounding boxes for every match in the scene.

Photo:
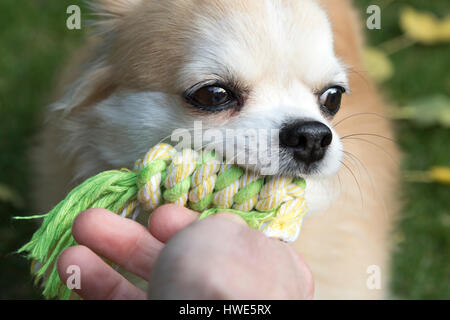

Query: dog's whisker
[333,112,390,128]
[336,171,343,197]
[341,133,395,143]
[346,67,370,88]
[344,151,374,194]
[340,159,364,212]
[342,152,369,213]
[343,151,390,219]
[341,151,364,188]
[331,167,344,201]
[342,136,398,166]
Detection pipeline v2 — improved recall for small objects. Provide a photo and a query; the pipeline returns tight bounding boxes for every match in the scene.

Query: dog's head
[58,0,349,210]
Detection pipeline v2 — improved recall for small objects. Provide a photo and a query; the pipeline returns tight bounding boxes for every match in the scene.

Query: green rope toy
[17,143,308,299]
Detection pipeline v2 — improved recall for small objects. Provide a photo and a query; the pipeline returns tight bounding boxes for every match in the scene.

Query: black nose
[279,121,333,165]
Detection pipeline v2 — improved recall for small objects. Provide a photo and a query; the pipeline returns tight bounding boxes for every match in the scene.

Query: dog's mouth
[208,148,332,178]
[169,124,341,178]
[277,155,323,177]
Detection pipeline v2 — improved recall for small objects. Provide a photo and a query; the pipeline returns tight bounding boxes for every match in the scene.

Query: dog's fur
[33,0,399,299]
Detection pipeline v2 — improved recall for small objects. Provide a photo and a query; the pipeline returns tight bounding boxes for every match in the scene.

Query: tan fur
[33,0,399,299]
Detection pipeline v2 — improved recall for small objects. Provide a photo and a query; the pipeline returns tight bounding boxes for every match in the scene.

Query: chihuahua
[33,0,399,299]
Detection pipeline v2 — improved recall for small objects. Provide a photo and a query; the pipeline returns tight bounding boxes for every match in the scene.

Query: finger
[57,245,146,300]
[148,204,199,243]
[213,212,248,226]
[72,208,164,280]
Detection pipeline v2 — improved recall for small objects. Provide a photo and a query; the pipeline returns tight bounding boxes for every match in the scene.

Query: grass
[0,0,84,299]
[0,0,449,299]
[354,0,450,299]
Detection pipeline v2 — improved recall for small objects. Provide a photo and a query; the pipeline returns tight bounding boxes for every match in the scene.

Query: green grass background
[0,0,448,299]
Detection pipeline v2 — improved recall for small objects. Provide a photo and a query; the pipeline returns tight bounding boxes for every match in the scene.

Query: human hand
[57,205,314,299]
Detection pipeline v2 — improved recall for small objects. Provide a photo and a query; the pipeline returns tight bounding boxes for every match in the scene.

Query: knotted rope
[17,143,308,299]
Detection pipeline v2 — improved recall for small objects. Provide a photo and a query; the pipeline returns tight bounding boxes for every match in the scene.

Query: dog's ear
[88,0,142,16]
[52,62,116,114]
[86,0,143,31]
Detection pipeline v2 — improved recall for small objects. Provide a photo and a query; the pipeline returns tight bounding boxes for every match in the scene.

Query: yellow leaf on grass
[362,47,394,83]
[429,167,450,184]
[404,167,450,185]
[400,7,450,44]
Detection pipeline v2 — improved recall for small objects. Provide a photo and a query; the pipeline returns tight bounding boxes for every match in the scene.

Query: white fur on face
[174,0,348,177]
[57,0,348,212]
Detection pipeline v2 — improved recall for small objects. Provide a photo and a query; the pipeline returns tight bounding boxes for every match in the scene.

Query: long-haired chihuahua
[33,0,399,299]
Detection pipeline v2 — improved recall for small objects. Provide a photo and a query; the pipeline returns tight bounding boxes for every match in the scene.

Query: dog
[32,0,399,299]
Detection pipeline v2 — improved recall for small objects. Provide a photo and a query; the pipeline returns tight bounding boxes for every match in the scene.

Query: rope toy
[17,143,308,299]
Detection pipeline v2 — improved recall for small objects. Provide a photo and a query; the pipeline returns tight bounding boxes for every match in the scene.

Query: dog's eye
[184,84,238,112]
[194,86,231,106]
[319,86,345,115]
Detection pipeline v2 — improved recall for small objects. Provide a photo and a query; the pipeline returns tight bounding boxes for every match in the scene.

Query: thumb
[148,204,199,243]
